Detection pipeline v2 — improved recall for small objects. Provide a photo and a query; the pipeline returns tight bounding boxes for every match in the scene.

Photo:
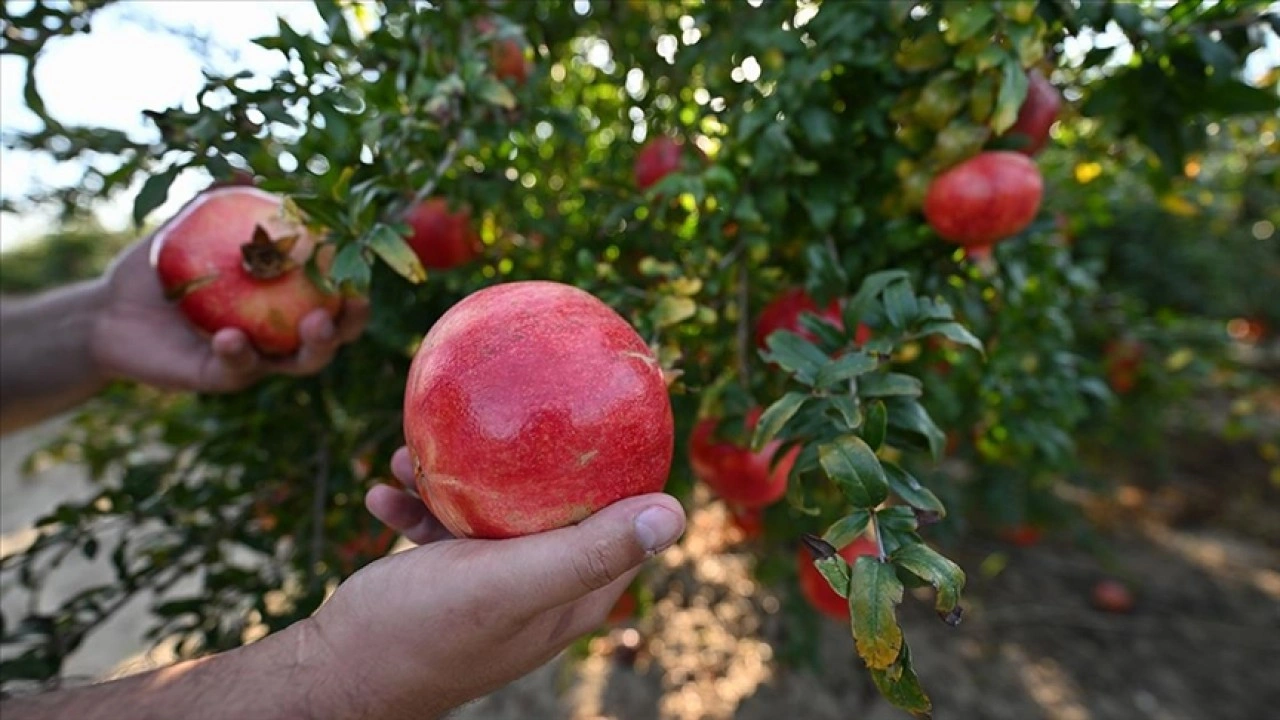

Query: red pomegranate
[923,151,1044,248]
[403,197,483,270]
[1104,338,1145,394]
[756,287,871,350]
[474,17,530,85]
[151,186,341,355]
[1004,69,1062,156]
[1091,579,1135,614]
[797,534,880,621]
[606,588,638,625]
[728,505,765,540]
[403,281,675,538]
[689,407,798,509]
[634,137,685,191]
[999,524,1044,548]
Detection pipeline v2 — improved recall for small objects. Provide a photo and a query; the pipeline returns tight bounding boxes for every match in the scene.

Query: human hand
[300,447,686,720]
[89,234,369,393]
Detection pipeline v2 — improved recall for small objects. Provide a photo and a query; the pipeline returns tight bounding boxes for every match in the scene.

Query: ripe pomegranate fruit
[923,151,1044,248]
[634,137,685,191]
[728,505,765,540]
[403,281,674,539]
[999,524,1044,547]
[403,197,483,270]
[756,287,872,350]
[1004,69,1062,156]
[151,186,341,356]
[688,407,798,509]
[606,588,638,625]
[474,17,530,85]
[1091,579,1135,614]
[798,534,880,621]
[1104,338,1144,394]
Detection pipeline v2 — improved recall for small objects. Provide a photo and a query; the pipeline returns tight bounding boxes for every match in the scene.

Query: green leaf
[859,373,923,398]
[365,223,427,284]
[1195,79,1280,115]
[992,56,1029,135]
[818,435,888,508]
[849,556,904,669]
[815,352,879,389]
[869,644,934,719]
[829,394,862,430]
[892,542,966,615]
[814,554,852,599]
[880,278,921,327]
[942,3,995,45]
[823,510,872,549]
[920,321,984,354]
[864,400,887,451]
[886,398,946,460]
[761,331,830,385]
[330,243,372,294]
[475,77,517,109]
[290,194,346,232]
[650,296,697,329]
[751,392,809,451]
[797,106,836,146]
[133,166,182,227]
[883,463,945,516]
[877,506,918,532]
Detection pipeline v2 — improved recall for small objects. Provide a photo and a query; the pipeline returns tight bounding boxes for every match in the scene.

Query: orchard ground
[2,379,1277,720]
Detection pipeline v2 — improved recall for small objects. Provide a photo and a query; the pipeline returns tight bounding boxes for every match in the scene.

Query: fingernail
[634,506,683,554]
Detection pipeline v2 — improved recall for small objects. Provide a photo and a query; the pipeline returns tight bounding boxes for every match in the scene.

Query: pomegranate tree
[1003,69,1063,156]
[756,287,872,349]
[403,281,674,538]
[798,534,880,621]
[151,186,341,355]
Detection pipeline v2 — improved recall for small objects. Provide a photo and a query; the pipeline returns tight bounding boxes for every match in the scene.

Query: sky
[0,1,327,251]
[0,2,1277,252]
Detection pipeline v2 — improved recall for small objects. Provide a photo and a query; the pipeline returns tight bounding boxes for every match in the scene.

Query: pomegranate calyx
[240,224,299,280]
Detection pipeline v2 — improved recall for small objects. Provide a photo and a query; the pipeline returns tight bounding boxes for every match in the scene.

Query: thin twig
[408,138,461,209]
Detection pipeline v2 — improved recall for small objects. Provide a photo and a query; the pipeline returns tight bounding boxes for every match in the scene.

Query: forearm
[1,620,352,720]
[0,280,110,435]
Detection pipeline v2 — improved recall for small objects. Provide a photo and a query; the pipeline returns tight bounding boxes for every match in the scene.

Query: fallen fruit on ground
[798,534,880,621]
[923,151,1044,248]
[403,281,675,538]
[151,186,341,355]
[403,197,483,270]
[689,407,798,509]
[1091,579,1136,614]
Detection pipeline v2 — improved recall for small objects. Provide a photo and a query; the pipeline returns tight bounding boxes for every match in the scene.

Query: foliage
[0,224,135,294]
[2,0,1277,715]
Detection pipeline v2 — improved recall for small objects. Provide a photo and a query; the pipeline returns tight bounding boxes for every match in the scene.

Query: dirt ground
[3,405,1278,719]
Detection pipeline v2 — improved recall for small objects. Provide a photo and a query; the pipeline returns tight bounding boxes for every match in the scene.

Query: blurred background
[2,2,1279,719]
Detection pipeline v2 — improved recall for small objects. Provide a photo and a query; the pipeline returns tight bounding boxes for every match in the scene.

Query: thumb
[470,494,686,617]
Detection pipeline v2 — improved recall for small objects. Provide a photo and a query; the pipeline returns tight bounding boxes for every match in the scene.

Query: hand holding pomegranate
[94,189,371,393]
[309,447,686,720]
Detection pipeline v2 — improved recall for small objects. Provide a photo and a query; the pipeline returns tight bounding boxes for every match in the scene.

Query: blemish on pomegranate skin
[577,450,600,467]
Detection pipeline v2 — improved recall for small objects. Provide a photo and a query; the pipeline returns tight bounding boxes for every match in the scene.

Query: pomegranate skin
[689,407,797,509]
[151,186,341,356]
[634,137,684,190]
[798,534,880,621]
[403,281,675,539]
[923,151,1044,248]
[403,198,482,270]
[1005,69,1062,156]
[756,287,872,351]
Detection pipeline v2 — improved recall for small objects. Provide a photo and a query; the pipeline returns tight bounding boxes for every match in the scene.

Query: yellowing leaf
[1074,162,1103,184]
[651,296,697,329]
[1160,194,1199,217]
[668,276,703,296]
